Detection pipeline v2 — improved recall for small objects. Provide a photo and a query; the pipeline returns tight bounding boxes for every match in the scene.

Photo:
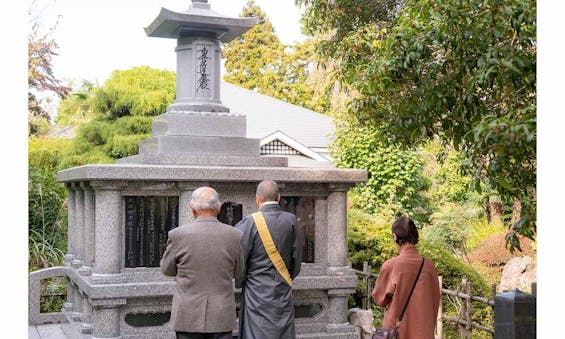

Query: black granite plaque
[125,196,179,268]
[280,196,316,263]
[125,312,171,327]
[218,202,243,226]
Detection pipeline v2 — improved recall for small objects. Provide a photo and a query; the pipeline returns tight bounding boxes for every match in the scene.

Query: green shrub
[28,137,70,171]
[75,118,113,146]
[422,202,482,256]
[106,133,150,158]
[332,123,432,224]
[93,66,175,117]
[113,115,153,135]
[60,147,114,168]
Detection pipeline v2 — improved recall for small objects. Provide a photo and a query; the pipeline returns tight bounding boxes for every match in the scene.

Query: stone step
[151,112,246,138]
[138,135,260,156]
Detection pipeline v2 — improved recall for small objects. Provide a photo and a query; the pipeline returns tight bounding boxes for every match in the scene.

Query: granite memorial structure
[29,1,367,338]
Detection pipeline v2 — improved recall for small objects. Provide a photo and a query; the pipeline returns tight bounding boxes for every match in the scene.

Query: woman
[371,216,440,339]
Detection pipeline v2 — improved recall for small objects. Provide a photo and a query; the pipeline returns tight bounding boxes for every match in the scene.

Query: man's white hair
[190,187,221,212]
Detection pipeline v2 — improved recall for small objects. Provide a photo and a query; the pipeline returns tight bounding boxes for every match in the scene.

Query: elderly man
[235,180,303,339]
[161,186,244,339]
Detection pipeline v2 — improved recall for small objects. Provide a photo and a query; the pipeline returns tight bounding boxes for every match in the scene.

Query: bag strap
[396,257,426,327]
[252,212,292,286]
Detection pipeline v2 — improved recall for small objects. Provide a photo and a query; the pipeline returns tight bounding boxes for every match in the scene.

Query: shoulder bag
[373,257,426,339]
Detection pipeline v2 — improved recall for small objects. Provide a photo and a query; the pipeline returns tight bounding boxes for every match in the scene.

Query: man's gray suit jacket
[160,216,244,333]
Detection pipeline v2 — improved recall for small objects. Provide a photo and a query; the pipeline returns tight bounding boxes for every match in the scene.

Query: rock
[499,256,536,293]
[348,307,375,339]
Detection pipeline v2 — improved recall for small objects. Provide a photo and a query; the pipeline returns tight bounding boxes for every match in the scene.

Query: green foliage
[62,115,152,167]
[56,80,99,127]
[422,203,482,255]
[39,277,67,313]
[333,121,431,223]
[426,145,473,204]
[60,67,163,167]
[93,66,175,118]
[106,134,150,159]
[298,0,537,251]
[223,1,329,112]
[347,208,396,270]
[28,138,69,270]
[29,137,69,171]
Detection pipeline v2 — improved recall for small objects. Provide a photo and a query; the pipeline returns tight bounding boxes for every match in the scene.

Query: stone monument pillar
[47,1,368,338]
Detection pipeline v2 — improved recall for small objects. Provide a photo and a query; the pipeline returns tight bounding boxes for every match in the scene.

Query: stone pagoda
[30,1,367,338]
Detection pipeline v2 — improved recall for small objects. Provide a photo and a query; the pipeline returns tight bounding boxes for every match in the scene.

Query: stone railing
[29,266,70,325]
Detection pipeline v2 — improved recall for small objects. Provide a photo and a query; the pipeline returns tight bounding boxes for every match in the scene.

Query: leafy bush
[106,133,150,158]
[28,137,69,171]
[422,202,482,256]
[333,123,431,223]
[60,147,115,169]
[93,66,175,118]
[112,115,153,135]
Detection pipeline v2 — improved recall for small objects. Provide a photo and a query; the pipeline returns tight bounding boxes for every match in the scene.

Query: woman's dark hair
[392,216,419,245]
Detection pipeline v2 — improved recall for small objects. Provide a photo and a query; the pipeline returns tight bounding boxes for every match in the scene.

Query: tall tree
[223,1,327,112]
[298,0,536,251]
[223,1,284,93]
[28,1,70,135]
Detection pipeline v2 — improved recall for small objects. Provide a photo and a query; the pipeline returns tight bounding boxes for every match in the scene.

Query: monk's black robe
[235,202,303,339]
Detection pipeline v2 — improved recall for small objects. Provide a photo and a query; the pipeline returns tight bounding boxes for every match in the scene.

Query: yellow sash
[252,212,292,286]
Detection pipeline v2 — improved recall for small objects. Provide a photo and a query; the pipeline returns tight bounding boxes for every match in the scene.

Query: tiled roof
[221,81,334,149]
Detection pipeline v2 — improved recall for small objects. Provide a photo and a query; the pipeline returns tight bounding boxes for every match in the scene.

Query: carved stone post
[91,181,127,283]
[73,182,85,268]
[327,186,348,267]
[65,184,76,264]
[91,299,126,338]
[315,198,328,265]
[82,184,95,273]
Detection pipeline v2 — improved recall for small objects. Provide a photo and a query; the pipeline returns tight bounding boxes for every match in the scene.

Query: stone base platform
[30,323,356,339]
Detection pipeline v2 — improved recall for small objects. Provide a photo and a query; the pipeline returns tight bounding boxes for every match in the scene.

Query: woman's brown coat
[372,245,440,339]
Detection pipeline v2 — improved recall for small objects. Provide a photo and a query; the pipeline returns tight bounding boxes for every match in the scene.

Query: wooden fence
[354,261,496,338]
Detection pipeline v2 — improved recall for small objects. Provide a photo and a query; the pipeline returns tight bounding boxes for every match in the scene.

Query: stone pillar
[73,183,85,268]
[82,185,96,271]
[65,184,76,264]
[178,184,195,225]
[327,289,349,323]
[91,181,127,283]
[327,186,348,267]
[81,297,93,334]
[326,185,353,332]
[91,300,125,339]
[64,278,76,315]
[71,289,84,321]
[315,198,328,265]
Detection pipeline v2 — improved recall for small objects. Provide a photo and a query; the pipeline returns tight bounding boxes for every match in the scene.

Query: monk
[235,180,303,339]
